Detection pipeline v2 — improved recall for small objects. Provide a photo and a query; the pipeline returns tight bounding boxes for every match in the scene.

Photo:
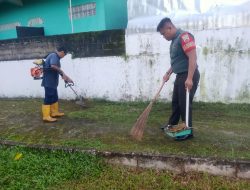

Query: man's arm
[180,32,197,90]
[185,49,197,90]
[51,65,73,83]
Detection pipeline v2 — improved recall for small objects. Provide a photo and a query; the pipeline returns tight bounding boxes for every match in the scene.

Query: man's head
[56,46,67,58]
[157,17,177,41]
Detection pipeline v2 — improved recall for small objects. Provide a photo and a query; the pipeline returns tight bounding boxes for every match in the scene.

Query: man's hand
[163,72,171,82]
[62,74,73,83]
[185,78,193,91]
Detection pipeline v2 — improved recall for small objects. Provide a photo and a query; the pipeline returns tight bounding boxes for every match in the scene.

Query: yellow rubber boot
[51,102,65,117]
[42,105,57,122]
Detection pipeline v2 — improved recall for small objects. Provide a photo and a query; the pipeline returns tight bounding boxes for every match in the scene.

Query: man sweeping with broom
[131,17,200,141]
[157,17,200,140]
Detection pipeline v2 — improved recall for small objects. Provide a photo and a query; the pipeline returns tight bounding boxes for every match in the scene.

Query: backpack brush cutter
[30,59,86,107]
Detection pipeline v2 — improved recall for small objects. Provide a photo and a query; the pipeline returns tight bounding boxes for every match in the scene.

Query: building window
[69,2,96,19]
[0,22,21,31]
[28,17,44,27]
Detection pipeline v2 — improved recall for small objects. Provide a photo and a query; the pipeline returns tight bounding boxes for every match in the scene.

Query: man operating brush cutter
[41,46,73,122]
[157,17,200,140]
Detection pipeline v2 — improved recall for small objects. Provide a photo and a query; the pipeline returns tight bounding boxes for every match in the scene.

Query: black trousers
[44,87,58,105]
[168,69,200,127]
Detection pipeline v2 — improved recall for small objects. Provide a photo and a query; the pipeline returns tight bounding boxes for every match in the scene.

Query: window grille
[28,18,43,27]
[69,2,96,19]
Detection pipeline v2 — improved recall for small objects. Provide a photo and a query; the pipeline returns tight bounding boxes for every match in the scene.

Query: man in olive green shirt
[157,17,200,140]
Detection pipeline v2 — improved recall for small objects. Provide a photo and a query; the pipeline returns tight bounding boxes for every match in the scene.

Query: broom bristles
[130,102,153,141]
[130,81,166,141]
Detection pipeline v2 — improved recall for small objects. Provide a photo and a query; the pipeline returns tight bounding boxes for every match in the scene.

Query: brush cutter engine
[30,59,44,80]
[31,67,43,80]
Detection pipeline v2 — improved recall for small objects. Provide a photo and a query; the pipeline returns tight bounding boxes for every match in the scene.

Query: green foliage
[1,146,249,190]
[0,146,104,190]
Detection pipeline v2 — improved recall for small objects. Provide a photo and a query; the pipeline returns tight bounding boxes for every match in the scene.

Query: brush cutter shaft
[65,81,86,107]
[186,89,190,127]
[69,85,79,97]
[65,82,79,97]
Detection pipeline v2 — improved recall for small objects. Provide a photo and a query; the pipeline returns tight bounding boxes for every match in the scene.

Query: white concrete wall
[0,0,250,103]
[124,29,250,103]
[0,54,173,102]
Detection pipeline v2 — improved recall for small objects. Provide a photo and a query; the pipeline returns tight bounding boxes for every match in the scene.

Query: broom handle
[152,81,165,103]
[186,89,190,128]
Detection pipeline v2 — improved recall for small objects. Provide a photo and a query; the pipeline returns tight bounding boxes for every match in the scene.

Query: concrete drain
[1,140,249,179]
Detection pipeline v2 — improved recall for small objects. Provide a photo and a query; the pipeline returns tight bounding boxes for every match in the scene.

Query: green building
[0,0,128,40]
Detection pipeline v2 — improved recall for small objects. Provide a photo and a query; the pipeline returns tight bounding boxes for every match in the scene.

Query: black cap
[57,46,67,54]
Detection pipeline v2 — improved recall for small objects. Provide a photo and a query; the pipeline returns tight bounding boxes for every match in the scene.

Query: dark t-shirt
[170,29,196,74]
[41,53,61,89]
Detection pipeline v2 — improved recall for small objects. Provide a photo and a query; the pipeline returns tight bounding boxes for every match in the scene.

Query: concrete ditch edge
[0,140,249,179]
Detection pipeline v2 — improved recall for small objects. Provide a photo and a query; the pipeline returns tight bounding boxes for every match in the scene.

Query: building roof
[126,0,250,34]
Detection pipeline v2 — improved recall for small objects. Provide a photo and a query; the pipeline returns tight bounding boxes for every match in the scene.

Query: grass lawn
[0,98,249,160]
[0,146,249,190]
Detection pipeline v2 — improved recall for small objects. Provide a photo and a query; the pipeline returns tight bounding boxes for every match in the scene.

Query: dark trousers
[44,87,58,105]
[168,69,200,127]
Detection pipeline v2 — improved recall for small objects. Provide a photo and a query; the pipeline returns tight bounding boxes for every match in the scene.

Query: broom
[130,81,165,141]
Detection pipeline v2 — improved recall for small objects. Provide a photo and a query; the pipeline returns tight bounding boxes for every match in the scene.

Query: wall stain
[202,47,209,56]
[236,83,250,102]
[199,71,206,100]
